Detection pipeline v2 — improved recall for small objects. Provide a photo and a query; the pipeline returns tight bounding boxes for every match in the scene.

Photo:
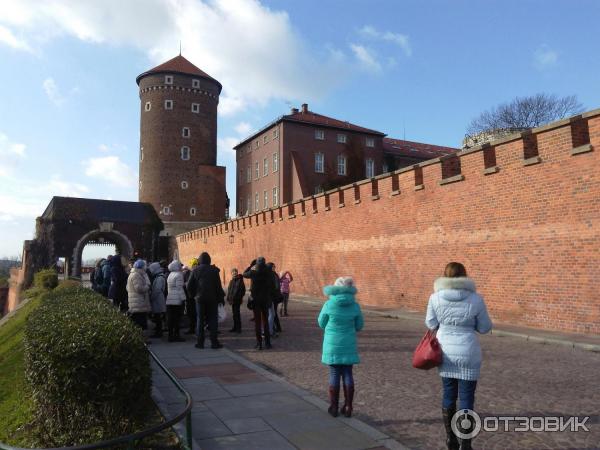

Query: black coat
[108,257,127,302]
[243,264,275,308]
[186,264,225,304]
[270,271,283,305]
[226,275,246,305]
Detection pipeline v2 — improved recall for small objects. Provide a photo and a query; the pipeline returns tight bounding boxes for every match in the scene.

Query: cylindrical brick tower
[137,55,226,237]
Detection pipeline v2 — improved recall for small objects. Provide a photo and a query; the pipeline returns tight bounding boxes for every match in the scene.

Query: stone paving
[150,339,404,449]
[208,297,600,450]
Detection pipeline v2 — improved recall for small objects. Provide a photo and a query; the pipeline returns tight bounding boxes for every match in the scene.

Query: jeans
[196,300,218,344]
[280,292,289,315]
[268,304,275,334]
[329,365,354,388]
[442,377,477,410]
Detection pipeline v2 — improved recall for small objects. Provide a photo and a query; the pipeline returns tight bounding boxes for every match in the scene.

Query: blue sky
[0,0,599,258]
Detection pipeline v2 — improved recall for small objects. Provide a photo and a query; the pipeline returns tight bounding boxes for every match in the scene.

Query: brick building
[234,103,457,215]
[137,55,227,236]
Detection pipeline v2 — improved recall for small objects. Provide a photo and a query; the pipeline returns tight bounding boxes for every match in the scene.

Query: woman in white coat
[126,259,151,330]
[425,262,492,450]
[166,260,186,342]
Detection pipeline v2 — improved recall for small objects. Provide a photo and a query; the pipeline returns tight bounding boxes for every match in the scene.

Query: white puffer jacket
[166,260,186,306]
[127,268,151,313]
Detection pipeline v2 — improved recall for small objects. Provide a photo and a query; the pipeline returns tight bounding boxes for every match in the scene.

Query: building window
[383,162,389,173]
[315,152,324,173]
[255,192,259,212]
[255,140,260,149]
[191,103,200,113]
[182,127,190,138]
[273,128,279,139]
[246,196,251,214]
[315,185,324,195]
[337,133,347,144]
[273,187,279,206]
[190,207,197,216]
[181,146,190,160]
[140,147,143,162]
[365,158,375,178]
[246,166,251,183]
[139,180,142,190]
[263,135,268,144]
[165,75,173,85]
[162,206,172,215]
[366,137,375,148]
[247,144,252,152]
[181,180,188,189]
[255,162,259,180]
[273,153,279,172]
[263,190,268,209]
[144,101,151,111]
[192,79,200,88]
[337,154,347,176]
[315,129,325,140]
[263,157,268,176]
[164,99,173,110]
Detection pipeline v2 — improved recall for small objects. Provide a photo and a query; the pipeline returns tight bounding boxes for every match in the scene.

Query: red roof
[283,108,385,136]
[136,55,221,88]
[383,137,457,160]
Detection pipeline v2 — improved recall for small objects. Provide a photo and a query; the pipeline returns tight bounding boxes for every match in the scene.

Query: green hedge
[24,286,152,446]
[33,268,58,290]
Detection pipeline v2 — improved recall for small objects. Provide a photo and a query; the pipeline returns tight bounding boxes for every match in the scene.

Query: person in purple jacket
[279,270,293,316]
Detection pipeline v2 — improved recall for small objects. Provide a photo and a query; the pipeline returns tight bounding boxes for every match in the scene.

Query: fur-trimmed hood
[434,277,476,302]
[323,285,357,306]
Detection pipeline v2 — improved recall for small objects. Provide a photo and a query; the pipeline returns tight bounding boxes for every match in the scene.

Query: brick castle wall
[177,110,600,334]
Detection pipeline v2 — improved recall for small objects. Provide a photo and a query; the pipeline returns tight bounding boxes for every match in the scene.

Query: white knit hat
[334,276,354,287]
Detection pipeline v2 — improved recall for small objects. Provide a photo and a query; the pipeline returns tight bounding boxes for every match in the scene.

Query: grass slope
[0,297,40,445]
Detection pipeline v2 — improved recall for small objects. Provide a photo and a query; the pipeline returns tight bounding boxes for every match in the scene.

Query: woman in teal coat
[318,276,364,418]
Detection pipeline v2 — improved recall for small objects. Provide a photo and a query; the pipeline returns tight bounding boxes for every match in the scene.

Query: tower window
[164,100,173,110]
[315,129,325,140]
[165,75,173,85]
[181,180,188,189]
[140,147,143,162]
[182,127,190,138]
[191,103,200,113]
[144,102,151,111]
[181,146,190,160]
[315,152,324,173]
[162,206,172,215]
[366,137,375,148]
[139,180,142,189]
[190,207,197,216]
[192,79,200,88]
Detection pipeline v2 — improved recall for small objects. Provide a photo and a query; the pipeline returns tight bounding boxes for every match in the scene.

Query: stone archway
[71,228,134,278]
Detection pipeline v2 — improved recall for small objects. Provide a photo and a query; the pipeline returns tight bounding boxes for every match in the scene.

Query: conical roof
[136,55,221,91]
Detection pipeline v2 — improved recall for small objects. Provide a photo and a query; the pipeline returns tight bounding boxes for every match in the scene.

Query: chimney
[301,103,308,113]
[291,107,299,114]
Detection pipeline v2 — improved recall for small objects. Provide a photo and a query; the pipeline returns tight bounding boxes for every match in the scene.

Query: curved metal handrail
[0,347,193,450]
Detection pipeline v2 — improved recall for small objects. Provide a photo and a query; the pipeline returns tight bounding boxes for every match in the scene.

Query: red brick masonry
[177,110,600,334]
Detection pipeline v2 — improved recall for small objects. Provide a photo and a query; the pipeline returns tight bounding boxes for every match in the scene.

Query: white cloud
[350,44,382,73]
[217,136,239,155]
[0,132,26,177]
[0,24,32,51]
[98,144,110,152]
[234,121,252,136]
[43,77,65,106]
[534,45,558,68]
[45,174,89,197]
[0,0,346,116]
[359,25,411,56]
[83,156,137,187]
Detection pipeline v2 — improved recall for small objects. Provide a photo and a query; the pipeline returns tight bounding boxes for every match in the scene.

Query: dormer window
[165,75,173,85]
[192,79,200,88]
[182,127,190,138]
[164,100,173,110]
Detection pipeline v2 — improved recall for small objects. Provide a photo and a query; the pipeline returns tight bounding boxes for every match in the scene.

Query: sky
[0,0,599,258]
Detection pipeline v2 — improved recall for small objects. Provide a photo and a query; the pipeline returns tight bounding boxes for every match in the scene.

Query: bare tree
[467,93,584,135]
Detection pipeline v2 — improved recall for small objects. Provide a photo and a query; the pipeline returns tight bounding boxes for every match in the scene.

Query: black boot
[459,438,472,450]
[255,339,263,350]
[264,334,272,349]
[442,408,459,450]
[195,334,204,349]
[340,385,354,417]
[328,385,340,417]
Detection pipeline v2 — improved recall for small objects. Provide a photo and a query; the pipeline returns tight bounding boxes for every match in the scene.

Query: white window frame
[181,146,190,160]
[162,206,172,215]
[165,75,173,85]
[192,79,200,88]
[181,180,188,190]
[273,187,279,207]
[263,135,268,144]
[246,166,251,183]
[144,101,151,111]
[164,99,173,110]
[337,133,347,144]
[190,207,197,216]
[182,127,190,138]
[365,158,375,178]
[263,157,268,177]
[337,154,347,176]
[140,147,144,162]
[254,192,259,212]
[315,152,324,173]
[254,162,259,180]
[273,128,279,139]
[246,196,251,214]
[366,137,375,148]
[273,153,279,172]
[255,140,260,149]
[315,129,325,140]
[263,190,268,209]
[191,103,200,113]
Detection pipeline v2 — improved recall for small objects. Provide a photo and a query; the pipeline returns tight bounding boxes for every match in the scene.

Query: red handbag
[412,329,442,370]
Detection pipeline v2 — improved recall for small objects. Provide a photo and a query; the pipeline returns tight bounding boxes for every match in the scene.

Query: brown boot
[340,385,354,417]
[327,385,340,417]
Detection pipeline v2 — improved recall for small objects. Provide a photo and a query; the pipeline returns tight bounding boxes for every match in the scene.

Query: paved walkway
[150,340,405,450]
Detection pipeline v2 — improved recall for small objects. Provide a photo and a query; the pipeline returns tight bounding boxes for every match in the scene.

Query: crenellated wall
[177,110,600,334]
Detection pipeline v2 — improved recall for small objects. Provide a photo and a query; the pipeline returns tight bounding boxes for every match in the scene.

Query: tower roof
[136,55,222,91]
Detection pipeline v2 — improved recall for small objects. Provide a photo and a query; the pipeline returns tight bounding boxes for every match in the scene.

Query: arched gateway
[25,196,164,280]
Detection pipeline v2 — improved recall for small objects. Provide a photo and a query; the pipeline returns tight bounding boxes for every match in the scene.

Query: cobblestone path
[217,298,600,450]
